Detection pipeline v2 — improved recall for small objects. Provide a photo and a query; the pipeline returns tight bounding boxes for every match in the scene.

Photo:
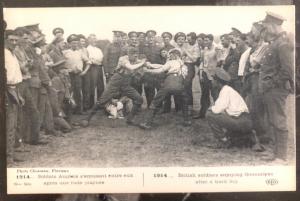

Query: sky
[3,5,295,43]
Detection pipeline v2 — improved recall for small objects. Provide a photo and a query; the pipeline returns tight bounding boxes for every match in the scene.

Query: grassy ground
[11,94,295,168]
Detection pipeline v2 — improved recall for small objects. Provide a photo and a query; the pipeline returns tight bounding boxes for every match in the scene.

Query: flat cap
[214,68,231,82]
[146,30,157,37]
[52,27,64,35]
[67,34,79,43]
[262,11,286,25]
[174,32,186,41]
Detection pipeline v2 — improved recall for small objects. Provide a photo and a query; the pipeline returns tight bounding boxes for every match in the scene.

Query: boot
[182,105,192,127]
[139,109,157,130]
[126,104,140,126]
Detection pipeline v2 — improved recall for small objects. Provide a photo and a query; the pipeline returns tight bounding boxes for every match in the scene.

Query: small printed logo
[266,178,279,186]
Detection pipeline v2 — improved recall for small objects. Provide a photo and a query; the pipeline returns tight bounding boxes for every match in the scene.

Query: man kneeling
[207,68,263,150]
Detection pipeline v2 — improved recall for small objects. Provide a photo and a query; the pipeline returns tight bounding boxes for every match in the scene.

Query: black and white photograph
[3,5,296,193]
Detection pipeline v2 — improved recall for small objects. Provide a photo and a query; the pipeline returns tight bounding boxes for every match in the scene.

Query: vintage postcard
[3,5,296,193]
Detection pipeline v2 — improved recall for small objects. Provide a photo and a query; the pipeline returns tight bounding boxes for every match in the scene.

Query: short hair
[14,27,30,37]
[239,33,247,41]
[187,32,197,40]
[5,29,18,40]
[220,34,229,40]
[205,34,214,41]
[197,33,206,39]
[77,34,86,40]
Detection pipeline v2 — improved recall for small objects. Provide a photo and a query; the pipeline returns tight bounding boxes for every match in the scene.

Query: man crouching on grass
[206,68,263,151]
[81,47,145,127]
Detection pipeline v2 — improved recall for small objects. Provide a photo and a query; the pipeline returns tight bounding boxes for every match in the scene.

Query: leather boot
[126,104,140,126]
[139,109,157,130]
[182,105,192,127]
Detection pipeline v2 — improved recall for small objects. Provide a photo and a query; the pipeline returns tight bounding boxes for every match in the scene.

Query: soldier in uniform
[142,30,162,108]
[258,12,294,161]
[103,31,123,81]
[15,25,49,145]
[137,32,146,55]
[5,30,24,163]
[83,47,145,127]
[139,48,190,129]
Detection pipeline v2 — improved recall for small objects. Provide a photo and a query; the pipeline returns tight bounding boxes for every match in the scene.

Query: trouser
[263,87,289,160]
[87,73,143,121]
[6,92,18,163]
[244,73,267,138]
[183,62,196,106]
[131,76,143,95]
[18,81,41,144]
[146,74,188,124]
[143,72,159,108]
[82,66,92,110]
[93,65,105,100]
[199,71,213,117]
[39,89,55,134]
[163,94,182,112]
[70,72,82,113]
[206,111,253,140]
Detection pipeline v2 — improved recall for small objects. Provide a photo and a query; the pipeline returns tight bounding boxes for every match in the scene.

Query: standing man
[137,32,147,55]
[194,34,218,119]
[83,47,145,127]
[139,48,190,129]
[63,34,91,114]
[143,30,162,108]
[259,12,294,162]
[87,34,104,106]
[182,32,201,120]
[103,31,123,81]
[5,30,24,163]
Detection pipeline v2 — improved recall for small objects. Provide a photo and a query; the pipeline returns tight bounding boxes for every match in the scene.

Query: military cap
[262,11,286,25]
[174,32,186,41]
[161,32,173,39]
[213,68,231,82]
[52,27,64,35]
[23,24,42,34]
[14,26,31,36]
[230,27,242,36]
[146,30,157,37]
[113,30,123,36]
[128,31,138,38]
[137,32,146,37]
[127,46,139,55]
[168,48,182,57]
[67,34,79,43]
[121,31,127,37]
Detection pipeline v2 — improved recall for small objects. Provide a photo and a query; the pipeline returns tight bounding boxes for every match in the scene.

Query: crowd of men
[5,11,294,165]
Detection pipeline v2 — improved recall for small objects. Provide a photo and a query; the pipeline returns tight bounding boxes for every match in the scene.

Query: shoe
[139,122,152,130]
[193,113,205,119]
[29,141,48,146]
[182,120,192,127]
[126,119,139,126]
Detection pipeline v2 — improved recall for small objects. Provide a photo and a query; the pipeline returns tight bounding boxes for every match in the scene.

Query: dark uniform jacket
[103,42,123,75]
[258,34,294,93]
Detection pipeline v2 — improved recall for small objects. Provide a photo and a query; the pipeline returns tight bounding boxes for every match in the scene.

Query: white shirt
[5,48,23,85]
[212,85,249,117]
[63,49,89,73]
[238,47,251,76]
[87,45,103,65]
